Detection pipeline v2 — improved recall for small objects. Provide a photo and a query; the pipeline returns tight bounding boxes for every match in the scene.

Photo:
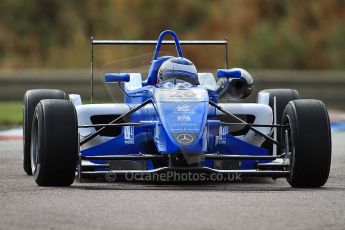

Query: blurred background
[0,0,344,126]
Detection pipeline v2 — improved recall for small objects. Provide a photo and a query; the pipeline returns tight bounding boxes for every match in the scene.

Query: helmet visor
[161,69,199,85]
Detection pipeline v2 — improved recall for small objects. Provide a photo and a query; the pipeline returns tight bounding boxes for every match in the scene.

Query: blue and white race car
[23,30,331,187]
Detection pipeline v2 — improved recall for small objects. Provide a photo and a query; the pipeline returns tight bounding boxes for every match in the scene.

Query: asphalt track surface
[1,132,345,230]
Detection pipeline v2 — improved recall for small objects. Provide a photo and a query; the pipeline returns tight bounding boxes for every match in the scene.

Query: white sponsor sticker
[176,104,191,112]
[155,88,208,102]
[218,126,228,144]
[124,126,134,144]
[177,115,191,122]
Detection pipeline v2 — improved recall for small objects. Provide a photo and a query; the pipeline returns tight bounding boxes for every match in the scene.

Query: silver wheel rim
[283,115,294,179]
[30,118,39,174]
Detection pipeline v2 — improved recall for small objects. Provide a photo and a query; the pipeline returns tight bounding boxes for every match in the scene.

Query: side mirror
[217,68,254,100]
[216,69,241,79]
[104,73,130,83]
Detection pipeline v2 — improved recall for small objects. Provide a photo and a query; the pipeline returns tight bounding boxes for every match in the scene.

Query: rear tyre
[31,99,78,186]
[258,89,299,154]
[23,89,66,175]
[282,99,331,188]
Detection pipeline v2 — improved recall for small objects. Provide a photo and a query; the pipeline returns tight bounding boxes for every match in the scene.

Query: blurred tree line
[0,0,344,69]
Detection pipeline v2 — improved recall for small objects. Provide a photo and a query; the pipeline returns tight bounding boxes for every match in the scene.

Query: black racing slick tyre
[258,89,299,154]
[282,99,332,188]
[23,89,66,175]
[31,99,78,186]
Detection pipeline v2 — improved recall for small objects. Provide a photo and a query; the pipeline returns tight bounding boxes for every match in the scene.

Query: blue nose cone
[156,101,208,153]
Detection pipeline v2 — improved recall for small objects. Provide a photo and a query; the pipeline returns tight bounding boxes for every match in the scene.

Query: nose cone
[156,101,208,151]
[153,87,209,154]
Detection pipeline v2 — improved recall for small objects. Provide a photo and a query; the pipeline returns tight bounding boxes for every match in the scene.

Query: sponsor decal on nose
[173,133,197,145]
[176,115,191,122]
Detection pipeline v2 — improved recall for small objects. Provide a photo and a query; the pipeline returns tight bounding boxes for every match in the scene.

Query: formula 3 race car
[23,30,331,187]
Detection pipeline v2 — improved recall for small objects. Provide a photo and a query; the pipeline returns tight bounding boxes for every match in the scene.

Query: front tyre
[23,89,66,175]
[283,99,331,188]
[31,99,78,186]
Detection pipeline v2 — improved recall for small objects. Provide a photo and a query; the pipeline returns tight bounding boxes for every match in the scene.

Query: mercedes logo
[176,133,194,145]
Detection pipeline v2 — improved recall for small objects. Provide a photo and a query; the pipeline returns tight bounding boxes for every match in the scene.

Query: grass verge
[0,101,22,125]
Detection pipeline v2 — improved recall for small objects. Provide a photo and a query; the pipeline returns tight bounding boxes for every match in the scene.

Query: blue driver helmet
[158,57,199,85]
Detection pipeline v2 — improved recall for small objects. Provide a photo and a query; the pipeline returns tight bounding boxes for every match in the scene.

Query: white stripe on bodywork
[76,103,131,150]
[124,73,143,91]
[217,103,273,146]
[69,94,82,106]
